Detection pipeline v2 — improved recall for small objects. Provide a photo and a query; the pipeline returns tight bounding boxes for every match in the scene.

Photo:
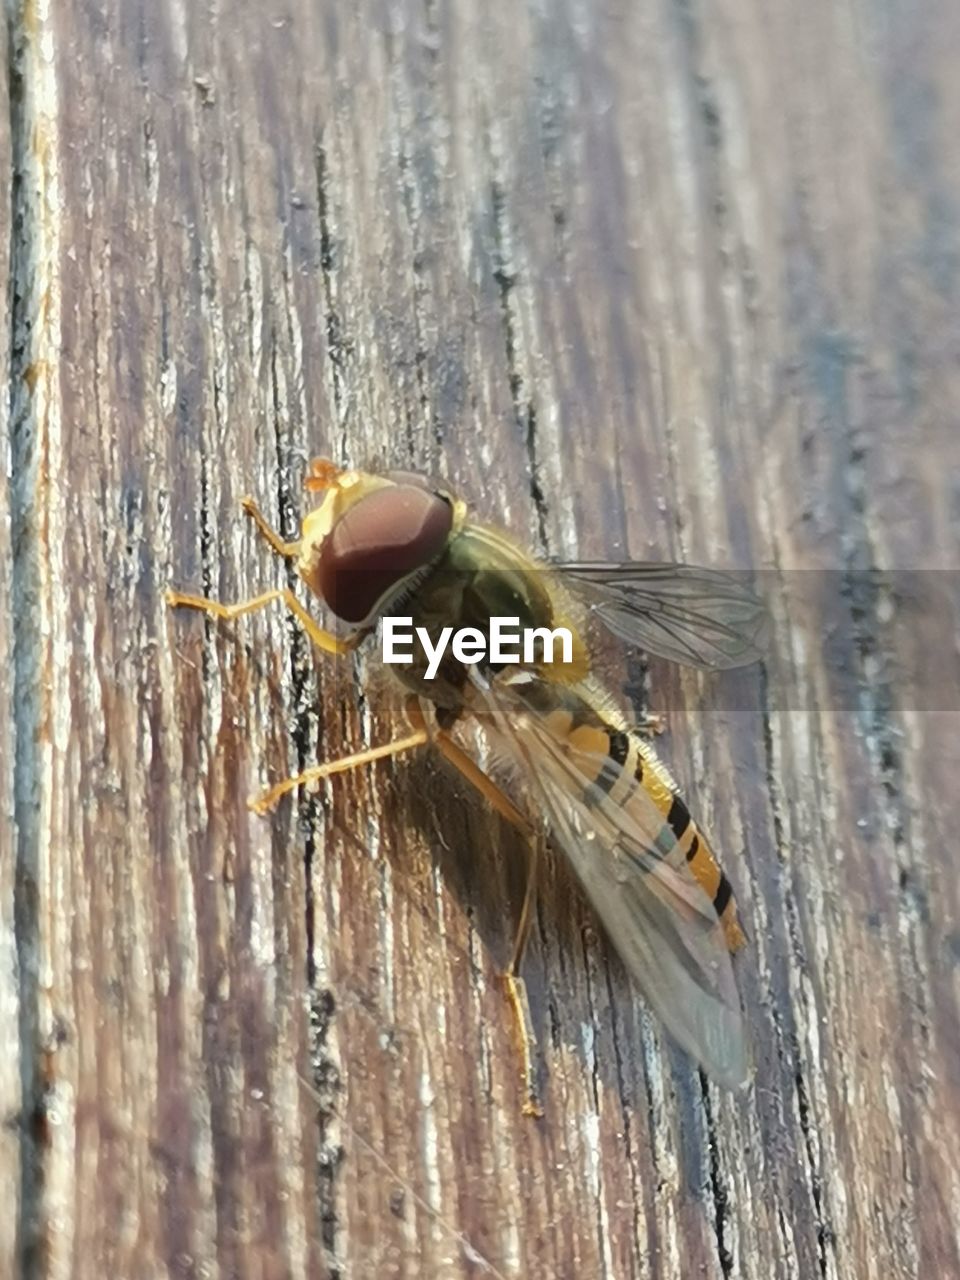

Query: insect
[167,459,767,1104]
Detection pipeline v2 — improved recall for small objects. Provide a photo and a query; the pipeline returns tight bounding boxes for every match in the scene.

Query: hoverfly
[167,459,766,1103]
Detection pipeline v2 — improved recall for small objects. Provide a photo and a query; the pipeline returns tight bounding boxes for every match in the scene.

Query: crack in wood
[308,987,345,1280]
[488,174,550,551]
[314,134,348,456]
[264,329,347,1273]
[700,1073,735,1279]
[7,6,48,1274]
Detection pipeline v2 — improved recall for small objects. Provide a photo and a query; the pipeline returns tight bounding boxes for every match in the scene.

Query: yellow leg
[165,586,361,658]
[506,830,543,975]
[405,697,544,1117]
[632,712,666,737]
[502,972,542,1118]
[501,830,544,1117]
[406,701,540,968]
[241,496,301,559]
[249,728,430,815]
[406,702,535,838]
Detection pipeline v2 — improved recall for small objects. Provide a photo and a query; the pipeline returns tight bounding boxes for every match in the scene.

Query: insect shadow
[372,720,714,1151]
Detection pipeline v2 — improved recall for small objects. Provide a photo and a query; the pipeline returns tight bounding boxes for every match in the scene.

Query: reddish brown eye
[318,485,453,623]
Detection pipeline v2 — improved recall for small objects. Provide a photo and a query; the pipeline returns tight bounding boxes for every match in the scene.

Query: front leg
[166,586,363,658]
[240,496,301,559]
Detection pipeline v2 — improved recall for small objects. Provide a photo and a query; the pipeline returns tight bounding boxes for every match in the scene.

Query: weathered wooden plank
[4,0,960,1277]
[1,10,21,1277]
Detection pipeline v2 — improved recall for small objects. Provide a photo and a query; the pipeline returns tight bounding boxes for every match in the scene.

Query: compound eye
[318,484,453,623]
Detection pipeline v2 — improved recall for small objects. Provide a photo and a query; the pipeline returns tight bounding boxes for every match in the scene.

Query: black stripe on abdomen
[584,729,631,802]
[592,730,630,798]
[666,795,691,842]
[713,874,733,917]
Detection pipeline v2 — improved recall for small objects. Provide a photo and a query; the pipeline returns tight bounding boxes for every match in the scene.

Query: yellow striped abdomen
[542,693,746,953]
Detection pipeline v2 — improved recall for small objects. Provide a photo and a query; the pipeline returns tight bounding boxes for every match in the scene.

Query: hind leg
[406,699,544,1117]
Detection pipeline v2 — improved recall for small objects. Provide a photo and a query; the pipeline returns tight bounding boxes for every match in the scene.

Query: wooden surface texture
[2,0,960,1277]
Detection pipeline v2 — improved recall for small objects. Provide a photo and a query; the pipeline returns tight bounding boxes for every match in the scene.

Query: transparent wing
[469,669,749,1087]
[555,561,768,670]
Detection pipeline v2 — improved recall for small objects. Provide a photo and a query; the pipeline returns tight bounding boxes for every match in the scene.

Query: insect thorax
[384,523,562,709]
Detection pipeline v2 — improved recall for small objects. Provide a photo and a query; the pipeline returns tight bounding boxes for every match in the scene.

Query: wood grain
[3,0,959,1277]
[1,9,20,1277]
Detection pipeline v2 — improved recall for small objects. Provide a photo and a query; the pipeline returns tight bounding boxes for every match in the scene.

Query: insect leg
[406,700,535,837]
[405,697,544,1117]
[249,728,430,815]
[410,706,541,969]
[506,830,542,975]
[166,586,362,658]
[240,496,301,558]
[499,831,545,1117]
[633,712,666,737]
